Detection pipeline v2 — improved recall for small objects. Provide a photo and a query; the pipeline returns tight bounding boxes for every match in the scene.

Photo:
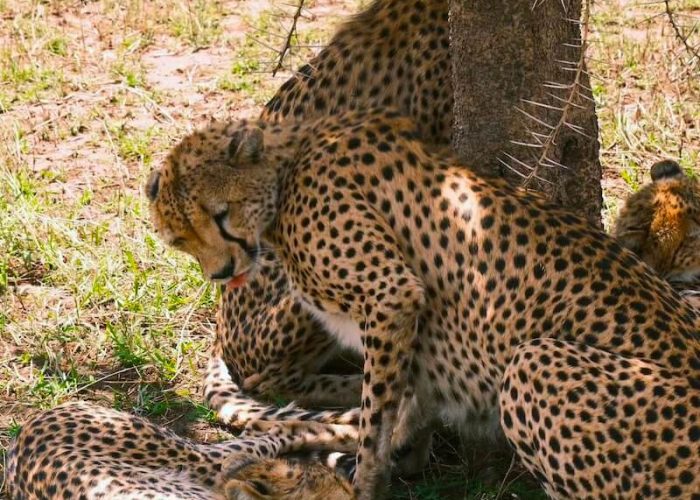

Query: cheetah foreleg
[390,391,436,476]
[353,304,422,499]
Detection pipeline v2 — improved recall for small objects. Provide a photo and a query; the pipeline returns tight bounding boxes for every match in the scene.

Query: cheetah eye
[213,208,230,234]
[213,208,229,224]
[171,237,186,248]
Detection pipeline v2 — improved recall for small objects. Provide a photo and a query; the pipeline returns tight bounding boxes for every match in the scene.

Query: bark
[450,0,602,226]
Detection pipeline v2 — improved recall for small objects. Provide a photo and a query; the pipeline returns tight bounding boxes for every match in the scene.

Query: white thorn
[515,107,557,130]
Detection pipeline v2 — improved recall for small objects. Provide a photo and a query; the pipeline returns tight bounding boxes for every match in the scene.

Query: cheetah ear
[145,169,160,201]
[228,128,265,165]
[650,160,684,182]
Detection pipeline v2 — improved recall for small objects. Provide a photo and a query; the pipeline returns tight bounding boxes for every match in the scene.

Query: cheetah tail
[203,355,360,428]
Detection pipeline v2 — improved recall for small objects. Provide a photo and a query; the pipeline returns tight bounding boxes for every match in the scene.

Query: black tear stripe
[213,210,256,258]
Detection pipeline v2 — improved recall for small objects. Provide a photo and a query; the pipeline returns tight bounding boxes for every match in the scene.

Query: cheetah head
[613,159,700,288]
[221,455,354,500]
[145,121,276,289]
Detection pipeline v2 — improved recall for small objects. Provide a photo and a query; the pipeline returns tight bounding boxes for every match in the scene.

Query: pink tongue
[227,273,248,290]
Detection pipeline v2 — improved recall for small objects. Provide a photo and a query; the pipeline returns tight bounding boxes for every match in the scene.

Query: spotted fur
[613,159,700,307]
[500,338,700,499]
[148,109,700,498]
[260,0,451,144]
[201,0,451,426]
[6,401,356,499]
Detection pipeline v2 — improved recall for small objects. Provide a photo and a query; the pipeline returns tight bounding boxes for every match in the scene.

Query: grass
[167,0,224,48]
[0,0,698,498]
[589,0,700,229]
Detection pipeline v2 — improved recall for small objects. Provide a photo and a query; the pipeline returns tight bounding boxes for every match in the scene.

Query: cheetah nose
[211,258,235,281]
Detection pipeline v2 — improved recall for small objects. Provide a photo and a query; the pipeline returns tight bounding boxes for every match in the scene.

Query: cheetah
[147,108,700,498]
[613,159,700,307]
[6,401,356,499]
[203,0,451,423]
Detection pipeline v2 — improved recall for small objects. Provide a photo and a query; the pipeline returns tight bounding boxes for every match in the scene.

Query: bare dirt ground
[0,0,698,498]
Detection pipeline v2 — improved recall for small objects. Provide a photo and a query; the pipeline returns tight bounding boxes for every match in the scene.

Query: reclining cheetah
[613,159,700,306]
[203,0,451,424]
[6,401,355,499]
[147,108,700,498]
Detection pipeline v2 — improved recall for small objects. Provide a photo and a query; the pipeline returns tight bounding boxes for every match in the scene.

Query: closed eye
[213,208,237,240]
[171,237,186,248]
[249,480,270,495]
[213,208,229,229]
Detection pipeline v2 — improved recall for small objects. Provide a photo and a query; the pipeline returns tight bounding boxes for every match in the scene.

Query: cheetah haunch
[7,401,355,499]
[147,109,700,499]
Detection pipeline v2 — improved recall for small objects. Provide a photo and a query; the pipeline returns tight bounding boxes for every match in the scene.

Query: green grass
[107,123,161,164]
[112,60,148,88]
[0,58,67,107]
[168,0,223,48]
[218,51,263,94]
[7,420,21,440]
[45,37,68,57]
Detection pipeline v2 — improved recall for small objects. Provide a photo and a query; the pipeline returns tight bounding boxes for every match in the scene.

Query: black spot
[362,153,376,165]
[382,166,394,181]
[372,383,386,396]
[481,215,495,229]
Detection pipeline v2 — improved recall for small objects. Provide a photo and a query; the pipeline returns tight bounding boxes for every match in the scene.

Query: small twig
[664,0,700,63]
[121,85,177,124]
[495,454,523,500]
[72,365,148,395]
[272,0,305,77]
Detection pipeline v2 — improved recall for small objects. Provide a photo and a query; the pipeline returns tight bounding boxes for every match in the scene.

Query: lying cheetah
[204,0,451,423]
[147,108,700,498]
[614,159,700,307]
[6,401,355,499]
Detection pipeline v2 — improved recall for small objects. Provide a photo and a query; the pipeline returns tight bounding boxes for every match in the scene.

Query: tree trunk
[449,0,602,226]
